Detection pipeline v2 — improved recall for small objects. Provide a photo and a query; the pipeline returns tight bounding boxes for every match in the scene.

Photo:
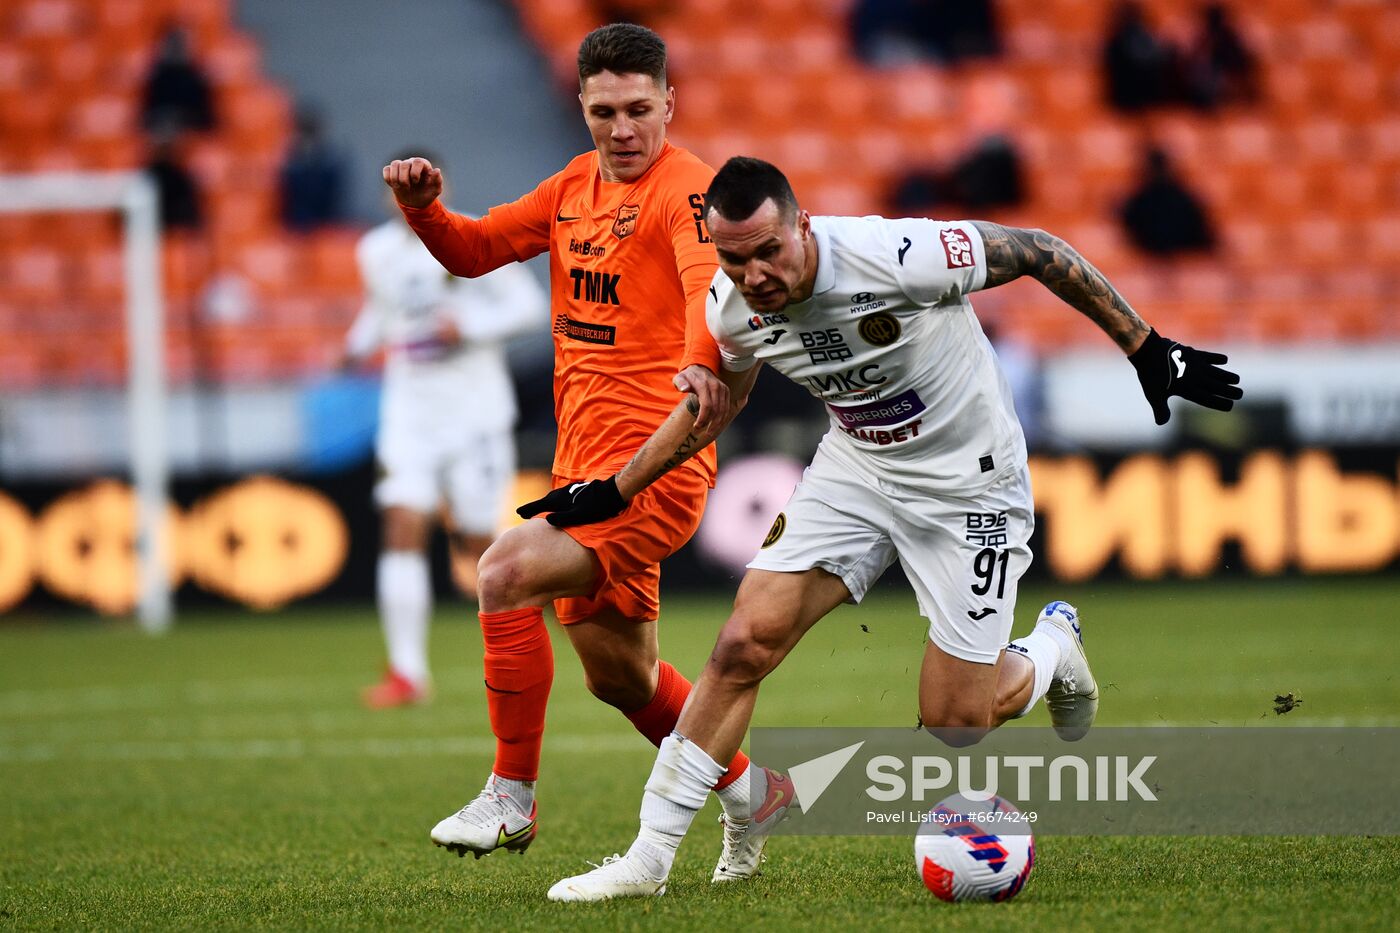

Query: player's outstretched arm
[971,221,1243,424]
[516,365,761,528]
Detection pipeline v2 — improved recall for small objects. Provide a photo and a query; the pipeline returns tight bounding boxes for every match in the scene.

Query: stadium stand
[516,0,1400,350]
[0,0,355,389]
[1,0,1396,392]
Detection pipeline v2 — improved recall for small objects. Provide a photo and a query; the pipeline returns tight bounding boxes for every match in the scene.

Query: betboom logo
[568,237,606,258]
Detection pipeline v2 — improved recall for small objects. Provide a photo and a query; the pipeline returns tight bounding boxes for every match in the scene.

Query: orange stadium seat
[1292,15,1357,62]
[1363,216,1400,266]
[11,0,85,39]
[203,33,262,87]
[1287,215,1348,270]
[307,229,363,295]
[1221,220,1279,271]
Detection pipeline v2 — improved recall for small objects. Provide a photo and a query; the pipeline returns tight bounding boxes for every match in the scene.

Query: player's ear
[797,209,812,239]
[663,86,675,124]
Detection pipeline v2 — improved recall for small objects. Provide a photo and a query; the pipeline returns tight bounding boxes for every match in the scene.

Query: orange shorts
[550,466,709,625]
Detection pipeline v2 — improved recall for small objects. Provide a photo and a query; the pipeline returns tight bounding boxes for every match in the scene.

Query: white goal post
[0,172,170,632]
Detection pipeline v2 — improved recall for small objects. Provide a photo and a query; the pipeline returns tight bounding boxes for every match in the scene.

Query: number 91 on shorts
[746,451,1034,665]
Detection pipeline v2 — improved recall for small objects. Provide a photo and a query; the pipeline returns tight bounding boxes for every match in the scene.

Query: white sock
[1037,617,1077,675]
[716,762,756,822]
[490,774,535,813]
[1006,628,1061,718]
[635,733,725,873]
[378,550,431,687]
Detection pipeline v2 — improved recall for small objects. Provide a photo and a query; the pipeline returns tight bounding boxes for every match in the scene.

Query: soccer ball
[914,794,1034,902]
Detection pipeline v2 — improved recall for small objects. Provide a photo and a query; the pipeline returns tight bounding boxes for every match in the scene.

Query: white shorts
[375,424,515,536]
[747,447,1034,665]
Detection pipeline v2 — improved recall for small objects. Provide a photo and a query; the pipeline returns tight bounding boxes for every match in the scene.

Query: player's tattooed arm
[614,365,762,500]
[972,221,1150,354]
[647,396,707,486]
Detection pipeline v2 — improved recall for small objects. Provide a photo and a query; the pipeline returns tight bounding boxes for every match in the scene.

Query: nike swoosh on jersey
[557,213,581,222]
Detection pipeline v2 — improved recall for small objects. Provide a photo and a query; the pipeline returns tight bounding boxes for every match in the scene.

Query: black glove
[516,476,627,528]
[1128,329,1243,425]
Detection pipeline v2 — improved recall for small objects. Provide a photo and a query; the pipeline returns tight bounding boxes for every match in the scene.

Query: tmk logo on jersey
[613,203,640,239]
[941,227,975,268]
[569,268,621,305]
[748,312,790,330]
[569,238,606,258]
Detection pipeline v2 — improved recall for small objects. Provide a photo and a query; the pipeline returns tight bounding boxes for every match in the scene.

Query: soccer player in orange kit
[382,24,781,879]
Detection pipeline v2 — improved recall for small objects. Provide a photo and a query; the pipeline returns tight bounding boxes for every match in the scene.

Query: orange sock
[480,607,553,782]
[625,660,750,790]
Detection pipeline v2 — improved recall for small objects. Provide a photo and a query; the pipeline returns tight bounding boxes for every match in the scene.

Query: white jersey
[347,219,547,432]
[709,215,1026,495]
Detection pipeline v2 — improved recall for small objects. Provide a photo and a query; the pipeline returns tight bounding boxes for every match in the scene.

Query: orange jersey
[399,142,719,483]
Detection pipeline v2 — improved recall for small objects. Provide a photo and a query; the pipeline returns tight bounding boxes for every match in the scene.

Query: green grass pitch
[2,577,1398,930]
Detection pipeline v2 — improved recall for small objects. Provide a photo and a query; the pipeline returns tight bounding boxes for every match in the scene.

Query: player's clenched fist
[382,157,443,209]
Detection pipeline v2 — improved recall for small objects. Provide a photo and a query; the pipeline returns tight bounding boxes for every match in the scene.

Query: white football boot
[547,852,668,902]
[429,777,537,859]
[1037,600,1100,741]
[712,767,795,882]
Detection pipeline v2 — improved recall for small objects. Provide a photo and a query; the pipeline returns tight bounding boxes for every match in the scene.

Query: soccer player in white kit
[526,156,1241,898]
[347,158,548,707]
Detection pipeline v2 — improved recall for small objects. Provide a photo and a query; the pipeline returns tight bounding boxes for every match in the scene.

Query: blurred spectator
[851,0,1000,67]
[1119,146,1215,256]
[279,108,347,231]
[889,165,948,216]
[140,25,216,134]
[1101,1,1177,113]
[145,131,203,230]
[948,133,1024,210]
[596,0,677,28]
[889,133,1025,215]
[1182,3,1259,110]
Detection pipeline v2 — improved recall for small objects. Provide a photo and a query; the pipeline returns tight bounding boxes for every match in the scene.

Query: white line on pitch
[0,732,650,764]
[0,668,486,718]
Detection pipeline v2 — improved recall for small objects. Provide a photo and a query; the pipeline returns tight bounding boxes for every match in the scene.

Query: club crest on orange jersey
[612,203,640,239]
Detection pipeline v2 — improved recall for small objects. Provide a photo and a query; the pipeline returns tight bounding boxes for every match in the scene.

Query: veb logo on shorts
[941,227,975,269]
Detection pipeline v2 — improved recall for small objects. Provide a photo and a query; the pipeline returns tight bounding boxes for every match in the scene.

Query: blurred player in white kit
[344,150,548,707]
